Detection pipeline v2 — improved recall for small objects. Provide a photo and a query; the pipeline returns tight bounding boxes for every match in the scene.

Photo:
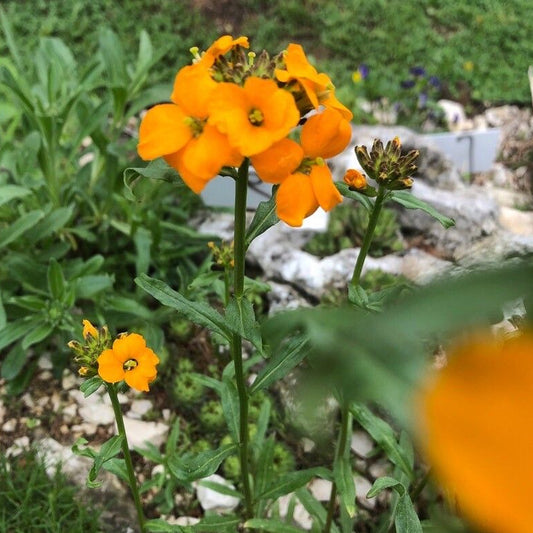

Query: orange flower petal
[171,63,218,117]
[97,349,125,383]
[301,109,352,159]
[138,104,191,160]
[309,164,342,211]
[82,319,98,339]
[201,35,249,67]
[420,332,533,533]
[181,124,243,179]
[251,138,304,184]
[112,333,147,362]
[164,151,212,193]
[276,172,318,227]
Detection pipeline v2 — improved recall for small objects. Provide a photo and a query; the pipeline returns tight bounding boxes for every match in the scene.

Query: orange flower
[275,43,353,120]
[344,169,367,189]
[419,331,533,533]
[137,63,242,193]
[98,333,159,392]
[199,35,249,66]
[208,76,300,156]
[251,109,351,226]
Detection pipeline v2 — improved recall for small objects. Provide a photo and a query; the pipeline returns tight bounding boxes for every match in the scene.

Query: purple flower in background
[429,75,441,88]
[358,63,369,79]
[418,92,428,108]
[401,79,416,89]
[409,65,426,77]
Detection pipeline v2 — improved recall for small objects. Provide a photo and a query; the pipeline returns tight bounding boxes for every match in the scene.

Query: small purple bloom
[429,75,441,88]
[401,79,416,89]
[358,64,369,79]
[418,92,428,108]
[409,66,426,77]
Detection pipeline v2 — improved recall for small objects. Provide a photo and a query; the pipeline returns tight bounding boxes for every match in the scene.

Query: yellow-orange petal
[164,151,212,194]
[138,104,192,160]
[171,63,218,118]
[301,109,352,159]
[201,35,249,67]
[344,168,367,189]
[97,349,125,383]
[112,333,147,362]
[322,90,354,121]
[82,319,98,339]
[419,332,533,533]
[309,164,342,211]
[251,138,304,184]
[276,172,318,227]
[181,124,243,179]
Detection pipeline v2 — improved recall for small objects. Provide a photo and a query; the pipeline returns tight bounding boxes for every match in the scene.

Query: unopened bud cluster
[355,137,419,191]
[68,320,111,377]
[208,240,235,269]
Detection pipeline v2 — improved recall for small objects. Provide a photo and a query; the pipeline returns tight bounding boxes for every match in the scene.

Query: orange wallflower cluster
[138,36,353,227]
[419,331,533,533]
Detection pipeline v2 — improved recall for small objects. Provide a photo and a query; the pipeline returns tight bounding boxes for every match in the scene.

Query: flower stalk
[107,383,147,533]
[232,158,254,518]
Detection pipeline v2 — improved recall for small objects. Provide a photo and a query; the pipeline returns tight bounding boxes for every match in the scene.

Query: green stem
[350,186,387,287]
[324,404,352,533]
[107,384,146,533]
[232,158,254,518]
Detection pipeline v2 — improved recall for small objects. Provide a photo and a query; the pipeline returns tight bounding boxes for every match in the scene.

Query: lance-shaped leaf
[390,190,454,228]
[244,190,279,249]
[225,296,262,353]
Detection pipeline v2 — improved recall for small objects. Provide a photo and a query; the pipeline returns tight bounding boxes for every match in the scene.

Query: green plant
[0,448,103,532]
[305,202,404,258]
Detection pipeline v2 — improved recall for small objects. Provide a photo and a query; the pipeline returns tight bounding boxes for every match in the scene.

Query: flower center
[123,358,138,371]
[248,108,264,126]
[296,156,325,175]
[184,116,206,138]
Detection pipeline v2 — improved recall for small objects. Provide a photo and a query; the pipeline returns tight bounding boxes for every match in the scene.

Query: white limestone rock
[195,474,240,513]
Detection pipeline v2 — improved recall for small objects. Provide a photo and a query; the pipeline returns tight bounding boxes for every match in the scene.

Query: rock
[127,399,153,419]
[491,163,515,188]
[308,478,333,501]
[62,370,79,390]
[121,417,169,450]
[398,248,453,284]
[395,181,499,257]
[437,99,469,131]
[267,280,311,314]
[6,436,30,458]
[37,355,53,370]
[499,206,533,236]
[2,419,16,432]
[195,474,240,513]
[70,390,115,426]
[277,493,313,530]
[355,475,376,510]
[351,431,374,458]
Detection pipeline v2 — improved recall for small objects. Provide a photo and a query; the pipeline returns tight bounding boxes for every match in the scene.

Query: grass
[1,0,532,105]
[0,448,103,533]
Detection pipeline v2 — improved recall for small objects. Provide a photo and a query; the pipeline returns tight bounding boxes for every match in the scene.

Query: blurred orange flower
[200,35,249,67]
[98,333,159,392]
[252,109,351,226]
[419,331,533,533]
[137,63,242,193]
[82,319,98,339]
[208,76,300,156]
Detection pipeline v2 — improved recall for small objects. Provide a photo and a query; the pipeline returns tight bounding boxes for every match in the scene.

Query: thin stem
[107,384,146,533]
[324,404,352,533]
[350,186,387,286]
[232,158,254,518]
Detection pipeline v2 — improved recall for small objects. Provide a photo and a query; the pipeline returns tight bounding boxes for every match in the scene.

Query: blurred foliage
[305,202,404,258]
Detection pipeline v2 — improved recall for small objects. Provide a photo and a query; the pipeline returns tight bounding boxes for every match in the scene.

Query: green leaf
[335,181,374,212]
[244,191,279,249]
[390,190,455,228]
[47,258,65,300]
[0,292,6,330]
[0,318,40,352]
[124,159,184,187]
[134,226,152,277]
[167,444,237,483]
[146,519,186,532]
[22,322,54,350]
[88,435,124,485]
[221,378,240,441]
[24,205,74,243]
[244,519,305,533]
[294,487,340,533]
[250,335,309,394]
[0,209,45,249]
[1,342,27,380]
[225,296,262,353]
[366,476,406,498]
[254,436,275,498]
[350,403,413,479]
[98,28,127,87]
[257,467,331,501]
[0,184,31,206]
[191,515,241,532]
[136,274,231,341]
[74,275,114,299]
[395,493,423,533]
[334,456,356,518]
[80,376,104,397]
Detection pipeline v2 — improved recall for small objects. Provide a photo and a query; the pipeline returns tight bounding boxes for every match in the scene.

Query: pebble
[308,478,333,501]
[196,474,240,512]
[121,417,169,449]
[128,399,153,419]
[2,419,16,432]
[351,430,374,458]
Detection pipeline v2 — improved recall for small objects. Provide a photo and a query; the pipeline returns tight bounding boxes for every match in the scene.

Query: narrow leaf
[366,476,405,498]
[0,210,44,249]
[334,456,356,518]
[47,258,65,300]
[244,519,305,533]
[395,493,423,533]
[22,322,54,350]
[0,184,31,206]
[335,181,374,212]
[244,191,279,249]
[1,342,27,380]
[136,274,231,340]
[390,190,455,228]
[257,467,331,501]
[225,296,262,353]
